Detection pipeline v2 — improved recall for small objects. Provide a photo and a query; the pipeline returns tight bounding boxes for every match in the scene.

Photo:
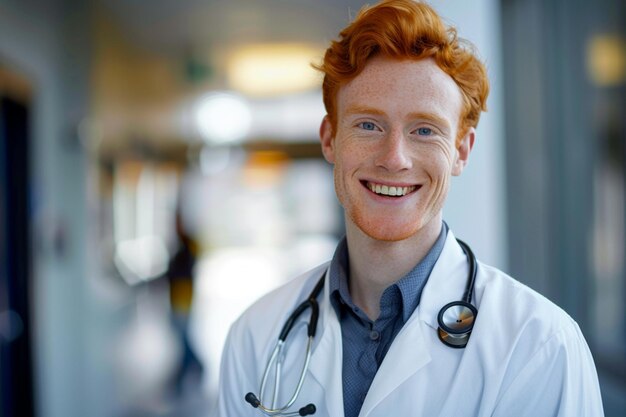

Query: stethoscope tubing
[456,239,477,304]
[245,277,325,416]
[254,336,314,415]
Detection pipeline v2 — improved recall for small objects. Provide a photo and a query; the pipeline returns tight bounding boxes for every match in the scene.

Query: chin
[351,213,422,242]
[364,230,414,242]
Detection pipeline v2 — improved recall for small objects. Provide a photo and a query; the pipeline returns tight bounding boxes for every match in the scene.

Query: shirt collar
[328,222,448,323]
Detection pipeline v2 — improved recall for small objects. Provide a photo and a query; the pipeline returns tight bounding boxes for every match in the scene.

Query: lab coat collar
[418,230,470,330]
[308,268,345,416]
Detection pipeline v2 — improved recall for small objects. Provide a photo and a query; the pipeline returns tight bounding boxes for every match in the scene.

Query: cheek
[435,139,456,162]
[418,143,455,211]
[420,141,456,177]
[332,151,352,199]
[335,139,371,173]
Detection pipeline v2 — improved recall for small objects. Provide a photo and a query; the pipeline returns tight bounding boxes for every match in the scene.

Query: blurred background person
[165,211,203,399]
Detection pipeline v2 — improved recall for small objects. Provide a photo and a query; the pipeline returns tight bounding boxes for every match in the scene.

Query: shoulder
[468,264,602,417]
[476,262,577,339]
[471,262,590,375]
[474,265,603,416]
[472,263,601,405]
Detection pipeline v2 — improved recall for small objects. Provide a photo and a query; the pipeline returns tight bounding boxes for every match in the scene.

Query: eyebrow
[344,106,387,117]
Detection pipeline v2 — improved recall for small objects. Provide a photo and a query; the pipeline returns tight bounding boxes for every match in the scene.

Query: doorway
[0,64,34,417]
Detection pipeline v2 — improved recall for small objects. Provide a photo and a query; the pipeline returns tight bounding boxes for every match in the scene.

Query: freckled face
[320,56,472,242]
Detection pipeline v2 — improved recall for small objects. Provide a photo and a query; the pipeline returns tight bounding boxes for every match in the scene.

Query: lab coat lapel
[359,307,431,416]
[359,232,469,416]
[418,231,469,331]
[308,270,345,417]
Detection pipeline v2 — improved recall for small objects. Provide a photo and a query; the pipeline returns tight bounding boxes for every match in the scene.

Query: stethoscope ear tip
[299,403,316,416]
[245,392,260,408]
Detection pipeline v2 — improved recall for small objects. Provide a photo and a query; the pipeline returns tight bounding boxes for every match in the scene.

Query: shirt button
[369,330,380,341]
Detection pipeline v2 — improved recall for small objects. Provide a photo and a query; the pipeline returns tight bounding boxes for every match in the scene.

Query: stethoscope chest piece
[437,300,477,348]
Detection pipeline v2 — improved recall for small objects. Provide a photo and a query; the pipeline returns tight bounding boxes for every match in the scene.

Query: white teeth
[368,182,416,196]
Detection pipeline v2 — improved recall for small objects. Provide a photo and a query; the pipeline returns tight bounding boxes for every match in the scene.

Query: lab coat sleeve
[492,321,604,417]
[216,320,258,417]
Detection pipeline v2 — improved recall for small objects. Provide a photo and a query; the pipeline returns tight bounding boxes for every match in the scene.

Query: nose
[374,129,412,172]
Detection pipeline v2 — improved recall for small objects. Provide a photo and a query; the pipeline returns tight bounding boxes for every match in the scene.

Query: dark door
[0,90,35,417]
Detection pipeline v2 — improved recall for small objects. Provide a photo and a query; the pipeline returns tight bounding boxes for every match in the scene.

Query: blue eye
[358,122,377,131]
[417,127,432,135]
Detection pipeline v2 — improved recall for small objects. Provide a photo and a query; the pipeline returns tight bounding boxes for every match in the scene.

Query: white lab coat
[217,231,604,417]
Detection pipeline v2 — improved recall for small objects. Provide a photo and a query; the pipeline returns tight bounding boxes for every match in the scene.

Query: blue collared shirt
[328,222,448,417]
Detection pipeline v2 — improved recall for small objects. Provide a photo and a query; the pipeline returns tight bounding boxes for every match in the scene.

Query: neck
[345,214,442,320]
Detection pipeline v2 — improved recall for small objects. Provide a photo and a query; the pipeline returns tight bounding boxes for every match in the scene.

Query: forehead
[337,56,463,125]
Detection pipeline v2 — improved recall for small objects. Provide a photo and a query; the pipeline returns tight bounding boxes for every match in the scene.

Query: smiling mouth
[364,181,418,197]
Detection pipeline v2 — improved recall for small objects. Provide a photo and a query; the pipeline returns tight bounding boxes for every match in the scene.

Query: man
[217,1,604,416]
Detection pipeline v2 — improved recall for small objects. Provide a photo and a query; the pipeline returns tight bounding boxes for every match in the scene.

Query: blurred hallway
[0,0,624,416]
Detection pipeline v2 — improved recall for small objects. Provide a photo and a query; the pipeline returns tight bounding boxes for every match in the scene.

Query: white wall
[433,0,508,270]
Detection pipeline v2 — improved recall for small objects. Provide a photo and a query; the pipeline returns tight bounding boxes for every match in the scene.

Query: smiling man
[217,1,604,416]
[318,55,471,321]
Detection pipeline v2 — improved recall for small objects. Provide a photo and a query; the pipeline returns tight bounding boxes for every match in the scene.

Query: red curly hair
[315,0,489,143]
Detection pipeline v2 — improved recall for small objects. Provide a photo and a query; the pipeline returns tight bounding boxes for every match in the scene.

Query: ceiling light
[586,34,626,87]
[195,92,252,144]
[228,44,323,96]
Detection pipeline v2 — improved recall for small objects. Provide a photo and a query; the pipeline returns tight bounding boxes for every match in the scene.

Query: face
[320,56,474,242]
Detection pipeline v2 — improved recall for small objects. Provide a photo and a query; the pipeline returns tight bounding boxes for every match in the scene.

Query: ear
[319,115,336,164]
[452,127,475,176]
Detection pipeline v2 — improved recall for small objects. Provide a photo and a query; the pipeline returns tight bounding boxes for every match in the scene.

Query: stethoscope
[245,238,478,416]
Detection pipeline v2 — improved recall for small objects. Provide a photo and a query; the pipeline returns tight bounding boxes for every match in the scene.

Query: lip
[360,179,421,199]
[361,179,418,188]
